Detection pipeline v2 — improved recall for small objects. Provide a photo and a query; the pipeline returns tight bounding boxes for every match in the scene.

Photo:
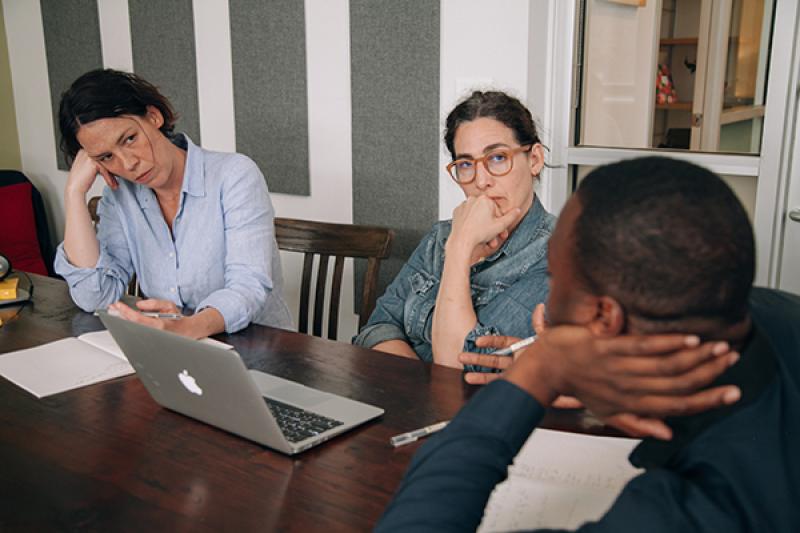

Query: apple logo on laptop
[178,370,203,396]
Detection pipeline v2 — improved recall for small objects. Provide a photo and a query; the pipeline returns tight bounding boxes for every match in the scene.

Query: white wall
[439,0,533,219]
[3,0,555,339]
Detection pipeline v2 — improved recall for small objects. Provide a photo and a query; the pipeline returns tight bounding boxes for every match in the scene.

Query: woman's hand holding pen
[107,299,226,340]
[108,299,189,334]
[459,304,581,408]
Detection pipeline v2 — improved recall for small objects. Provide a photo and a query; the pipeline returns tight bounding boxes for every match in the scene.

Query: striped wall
[3,0,553,340]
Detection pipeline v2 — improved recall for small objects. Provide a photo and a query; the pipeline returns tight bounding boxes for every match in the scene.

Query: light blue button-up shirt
[55,134,294,333]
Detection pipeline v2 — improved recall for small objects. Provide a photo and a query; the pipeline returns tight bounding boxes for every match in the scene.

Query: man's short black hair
[574,156,754,329]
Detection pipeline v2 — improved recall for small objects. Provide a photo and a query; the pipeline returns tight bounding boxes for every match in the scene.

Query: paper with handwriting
[478,428,642,532]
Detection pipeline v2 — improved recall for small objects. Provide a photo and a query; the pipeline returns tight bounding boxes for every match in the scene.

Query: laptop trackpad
[268,384,330,408]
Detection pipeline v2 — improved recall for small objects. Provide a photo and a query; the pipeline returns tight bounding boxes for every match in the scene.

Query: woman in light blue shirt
[54,69,293,338]
[354,91,554,371]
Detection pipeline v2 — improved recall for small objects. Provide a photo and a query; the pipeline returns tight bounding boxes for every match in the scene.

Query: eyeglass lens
[451,150,513,182]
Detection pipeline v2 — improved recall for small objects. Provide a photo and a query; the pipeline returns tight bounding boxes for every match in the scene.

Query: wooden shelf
[656,101,693,111]
[660,37,698,46]
[720,104,765,125]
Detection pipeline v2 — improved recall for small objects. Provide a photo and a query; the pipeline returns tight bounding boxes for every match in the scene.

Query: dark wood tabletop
[0,274,615,532]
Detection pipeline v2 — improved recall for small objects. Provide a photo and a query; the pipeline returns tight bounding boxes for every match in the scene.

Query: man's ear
[587,296,625,337]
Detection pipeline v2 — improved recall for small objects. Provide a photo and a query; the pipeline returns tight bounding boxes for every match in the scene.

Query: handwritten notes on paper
[478,428,643,532]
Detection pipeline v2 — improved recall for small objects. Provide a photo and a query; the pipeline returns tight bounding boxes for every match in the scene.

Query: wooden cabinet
[652,0,770,152]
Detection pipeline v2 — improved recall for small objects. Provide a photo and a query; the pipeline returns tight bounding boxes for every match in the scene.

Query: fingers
[623,384,741,418]
[604,413,673,441]
[135,298,181,314]
[97,165,119,190]
[458,352,513,371]
[495,207,521,233]
[108,302,163,329]
[464,372,503,385]
[615,342,734,377]
[596,333,701,358]
[474,335,521,349]
[551,395,583,409]
[532,303,547,335]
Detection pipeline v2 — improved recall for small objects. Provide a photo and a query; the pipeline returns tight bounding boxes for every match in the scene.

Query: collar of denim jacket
[483,195,547,262]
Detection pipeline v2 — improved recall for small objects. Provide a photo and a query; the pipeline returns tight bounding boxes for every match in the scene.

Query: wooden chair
[88,196,141,297]
[274,217,394,340]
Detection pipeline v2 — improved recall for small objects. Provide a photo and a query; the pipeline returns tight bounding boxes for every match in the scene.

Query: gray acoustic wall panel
[229,0,310,196]
[40,0,103,170]
[129,0,201,144]
[350,0,440,313]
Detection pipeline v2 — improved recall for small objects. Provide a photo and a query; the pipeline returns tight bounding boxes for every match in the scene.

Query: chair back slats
[88,196,101,226]
[299,253,314,335]
[312,254,330,337]
[327,256,345,336]
[274,217,394,340]
[361,257,381,330]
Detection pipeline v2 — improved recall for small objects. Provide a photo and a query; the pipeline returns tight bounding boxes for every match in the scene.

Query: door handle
[789,208,800,222]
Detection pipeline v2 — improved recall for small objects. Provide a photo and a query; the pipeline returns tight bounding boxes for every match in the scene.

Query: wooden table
[0,274,612,531]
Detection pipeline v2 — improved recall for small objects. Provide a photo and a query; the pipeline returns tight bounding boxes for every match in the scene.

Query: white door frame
[544,0,800,288]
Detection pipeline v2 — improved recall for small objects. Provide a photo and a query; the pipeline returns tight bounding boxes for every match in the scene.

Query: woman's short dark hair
[444,91,541,159]
[58,68,177,162]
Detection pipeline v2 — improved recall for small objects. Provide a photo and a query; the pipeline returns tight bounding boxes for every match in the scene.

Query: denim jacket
[353,196,555,369]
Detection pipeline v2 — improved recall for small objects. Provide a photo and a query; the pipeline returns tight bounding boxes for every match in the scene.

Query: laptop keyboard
[264,397,344,443]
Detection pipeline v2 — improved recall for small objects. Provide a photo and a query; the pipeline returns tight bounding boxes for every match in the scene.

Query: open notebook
[0,330,232,398]
[478,428,643,532]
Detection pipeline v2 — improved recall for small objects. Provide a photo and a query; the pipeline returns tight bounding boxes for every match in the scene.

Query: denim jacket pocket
[471,281,510,307]
[404,271,438,342]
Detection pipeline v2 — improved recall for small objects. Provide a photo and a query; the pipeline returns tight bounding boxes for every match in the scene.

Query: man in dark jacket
[377,157,799,532]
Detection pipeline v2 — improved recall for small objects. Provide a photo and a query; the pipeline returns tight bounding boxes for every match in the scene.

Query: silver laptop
[98,312,384,455]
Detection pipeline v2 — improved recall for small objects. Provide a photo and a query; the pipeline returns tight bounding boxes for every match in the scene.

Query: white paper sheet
[0,330,234,399]
[478,428,643,532]
[0,338,134,398]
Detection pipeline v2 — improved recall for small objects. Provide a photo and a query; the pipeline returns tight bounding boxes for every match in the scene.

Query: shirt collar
[483,195,546,262]
[629,321,778,470]
[134,133,205,208]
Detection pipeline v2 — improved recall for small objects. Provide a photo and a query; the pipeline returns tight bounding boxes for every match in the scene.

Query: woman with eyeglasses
[54,69,293,338]
[353,91,554,372]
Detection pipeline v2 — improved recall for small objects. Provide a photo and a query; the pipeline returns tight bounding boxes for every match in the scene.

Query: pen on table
[391,420,450,447]
[491,334,537,356]
[140,312,182,319]
[94,310,182,319]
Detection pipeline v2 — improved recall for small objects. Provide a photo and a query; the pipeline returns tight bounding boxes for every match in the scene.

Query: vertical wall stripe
[229,0,310,196]
[97,0,134,72]
[192,0,236,153]
[0,1,21,169]
[128,0,201,143]
[40,0,103,170]
[350,0,440,305]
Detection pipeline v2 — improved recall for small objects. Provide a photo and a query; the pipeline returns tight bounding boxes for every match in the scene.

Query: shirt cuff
[462,323,502,373]
[444,379,545,452]
[53,242,128,311]
[196,289,251,334]
[352,322,408,349]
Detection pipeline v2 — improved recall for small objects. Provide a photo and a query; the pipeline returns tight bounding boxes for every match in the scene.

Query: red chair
[0,170,54,276]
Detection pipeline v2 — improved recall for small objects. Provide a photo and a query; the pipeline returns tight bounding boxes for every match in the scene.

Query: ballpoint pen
[95,310,182,319]
[390,420,450,447]
[491,334,537,356]
[140,312,183,319]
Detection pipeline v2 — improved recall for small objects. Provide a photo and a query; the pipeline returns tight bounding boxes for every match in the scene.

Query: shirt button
[169,252,175,258]
[170,287,177,293]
